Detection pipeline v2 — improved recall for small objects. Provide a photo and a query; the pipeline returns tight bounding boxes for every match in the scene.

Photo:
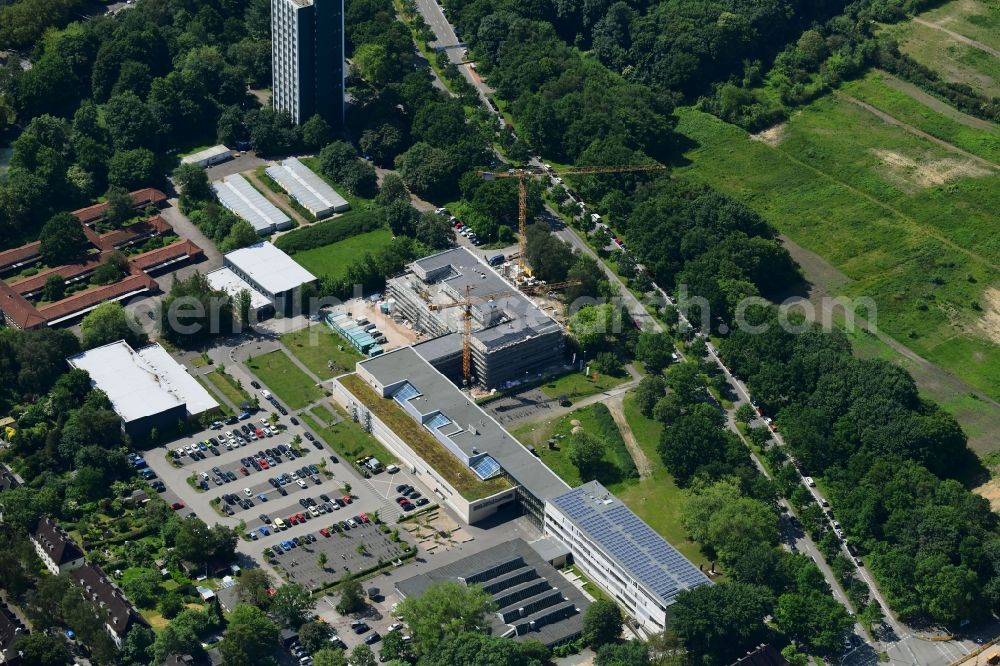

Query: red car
[359,513,370,523]
[258,459,269,469]
[288,515,299,525]
[296,512,306,522]
[239,467,249,476]
[342,495,353,504]
[319,528,331,537]
[171,502,185,510]
[396,497,408,505]
[452,220,463,228]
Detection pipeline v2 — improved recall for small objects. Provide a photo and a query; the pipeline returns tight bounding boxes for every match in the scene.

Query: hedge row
[274,210,385,254]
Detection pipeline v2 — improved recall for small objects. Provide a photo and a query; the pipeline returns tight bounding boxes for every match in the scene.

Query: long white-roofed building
[68,341,219,437]
[544,480,712,636]
[266,157,350,218]
[212,174,292,235]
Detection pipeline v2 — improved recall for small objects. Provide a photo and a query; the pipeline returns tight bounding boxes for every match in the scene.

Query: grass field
[538,370,630,403]
[203,370,251,408]
[246,350,324,409]
[290,229,395,281]
[613,395,714,571]
[674,100,1000,403]
[281,324,364,379]
[513,404,636,492]
[881,0,1000,98]
[840,71,1000,164]
[300,406,395,464]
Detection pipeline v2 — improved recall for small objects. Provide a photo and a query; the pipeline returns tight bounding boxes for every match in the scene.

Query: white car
[386,464,400,474]
[244,488,252,497]
[297,479,307,489]
[804,477,816,487]
[388,623,404,632]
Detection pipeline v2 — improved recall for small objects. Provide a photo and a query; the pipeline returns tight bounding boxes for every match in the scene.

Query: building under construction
[386,248,564,389]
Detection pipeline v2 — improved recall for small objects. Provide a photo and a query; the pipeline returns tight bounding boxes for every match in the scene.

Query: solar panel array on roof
[549,481,710,605]
[212,175,291,234]
[266,157,350,218]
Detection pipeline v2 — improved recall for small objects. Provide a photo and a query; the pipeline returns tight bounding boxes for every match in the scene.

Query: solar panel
[550,482,711,605]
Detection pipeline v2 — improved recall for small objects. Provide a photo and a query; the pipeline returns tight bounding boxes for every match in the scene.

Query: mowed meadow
[881,0,1000,98]
[672,83,1000,417]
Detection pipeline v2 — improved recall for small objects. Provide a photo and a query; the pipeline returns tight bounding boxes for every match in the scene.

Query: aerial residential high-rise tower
[271,0,345,127]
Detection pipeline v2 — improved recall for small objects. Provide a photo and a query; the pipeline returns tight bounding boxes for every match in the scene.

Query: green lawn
[613,394,714,571]
[281,324,364,380]
[203,370,251,407]
[674,102,1000,403]
[312,402,337,423]
[246,351,324,410]
[300,407,396,464]
[290,229,395,281]
[881,7,1000,98]
[513,404,636,493]
[916,0,1000,51]
[840,72,1000,163]
[538,370,630,404]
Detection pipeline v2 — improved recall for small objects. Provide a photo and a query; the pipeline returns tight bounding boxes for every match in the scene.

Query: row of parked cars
[395,483,428,511]
[261,511,369,551]
[255,384,289,417]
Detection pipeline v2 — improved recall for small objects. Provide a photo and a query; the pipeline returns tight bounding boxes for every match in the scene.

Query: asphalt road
[413,0,494,107]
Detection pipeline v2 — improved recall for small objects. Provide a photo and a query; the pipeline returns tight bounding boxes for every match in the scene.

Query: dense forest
[720,306,998,625]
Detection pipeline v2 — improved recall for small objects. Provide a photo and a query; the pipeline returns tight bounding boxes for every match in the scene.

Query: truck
[488,254,505,266]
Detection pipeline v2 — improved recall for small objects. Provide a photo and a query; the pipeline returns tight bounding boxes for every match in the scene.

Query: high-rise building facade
[271,0,345,127]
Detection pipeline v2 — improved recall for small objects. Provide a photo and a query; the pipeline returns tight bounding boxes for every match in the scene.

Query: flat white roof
[68,341,218,422]
[212,175,291,234]
[224,241,317,295]
[206,268,271,310]
[265,157,350,217]
[181,144,231,164]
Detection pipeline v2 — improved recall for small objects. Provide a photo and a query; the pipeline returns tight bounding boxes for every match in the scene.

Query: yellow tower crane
[429,285,515,387]
[478,163,668,275]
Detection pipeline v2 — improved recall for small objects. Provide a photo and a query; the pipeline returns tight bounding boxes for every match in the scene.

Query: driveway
[205,153,269,182]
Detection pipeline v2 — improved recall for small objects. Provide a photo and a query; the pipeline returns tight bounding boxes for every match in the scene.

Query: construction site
[386,247,565,390]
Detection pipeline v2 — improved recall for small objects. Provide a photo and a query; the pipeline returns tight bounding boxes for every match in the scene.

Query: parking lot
[144,401,443,576]
[268,519,412,589]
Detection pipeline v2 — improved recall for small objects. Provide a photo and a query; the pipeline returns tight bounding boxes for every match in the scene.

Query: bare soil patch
[975,287,1000,345]
[750,123,788,146]
[870,148,990,188]
[975,477,1000,511]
